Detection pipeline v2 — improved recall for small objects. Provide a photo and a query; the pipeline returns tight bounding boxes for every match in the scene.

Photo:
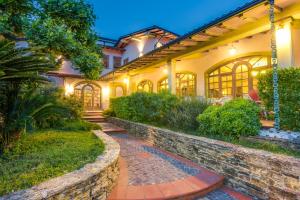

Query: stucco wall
[108,117,300,200]
[121,32,271,96]
[1,131,120,200]
[122,37,170,63]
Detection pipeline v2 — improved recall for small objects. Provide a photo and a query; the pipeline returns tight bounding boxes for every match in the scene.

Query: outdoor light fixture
[131,37,142,42]
[276,25,291,46]
[123,77,129,85]
[229,45,237,55]
[103,86,110,97]
[65,84,74,96]
[163,68,168,74]
[251,71,259,77]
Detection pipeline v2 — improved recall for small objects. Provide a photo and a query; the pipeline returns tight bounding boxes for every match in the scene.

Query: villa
[48,0,300,111]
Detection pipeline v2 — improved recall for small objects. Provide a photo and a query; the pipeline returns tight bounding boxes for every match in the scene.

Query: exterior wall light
[65,83,74,96]
[251,71,259,77]
[229,45,237,56]
[163,68,168,74]
[103,86,110,97]
[276,25,291,47]
[123,77,129,85]
[137,39,145,57]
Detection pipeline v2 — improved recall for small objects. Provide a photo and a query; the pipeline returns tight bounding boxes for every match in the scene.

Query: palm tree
[0,39,57,149]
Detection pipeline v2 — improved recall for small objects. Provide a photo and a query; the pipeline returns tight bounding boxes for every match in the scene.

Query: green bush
[58,120,101,131]
[109,92,179,123]
[28,87,84,130]
[258,68,300,131]
[165,98,210,130]
[197,99,261,138]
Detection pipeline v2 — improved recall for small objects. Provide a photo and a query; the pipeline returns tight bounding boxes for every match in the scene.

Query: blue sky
[88,0,253,39]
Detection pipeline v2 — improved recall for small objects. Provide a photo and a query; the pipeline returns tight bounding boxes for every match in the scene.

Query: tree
[0,0,103,80]
[0,39,57,148]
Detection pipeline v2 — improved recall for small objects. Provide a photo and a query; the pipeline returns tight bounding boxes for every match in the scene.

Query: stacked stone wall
[1,131,120,200]
[108,117,300,200]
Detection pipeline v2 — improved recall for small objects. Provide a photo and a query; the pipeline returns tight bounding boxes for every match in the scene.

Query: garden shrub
[258,68,300,131]
[109,92,179,123]
[165,98,210,130]
[31,87,84,129]
[58,120,101,131]
[197,99,261,138]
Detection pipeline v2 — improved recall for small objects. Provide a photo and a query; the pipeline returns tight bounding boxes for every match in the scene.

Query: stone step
[83,111,103,116]
[98,122,127,134]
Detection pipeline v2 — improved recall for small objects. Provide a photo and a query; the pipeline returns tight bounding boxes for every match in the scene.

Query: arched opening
[157,77,168,92]
[137,80,153,93]
[74,82,102,110]
[207,55,271,98]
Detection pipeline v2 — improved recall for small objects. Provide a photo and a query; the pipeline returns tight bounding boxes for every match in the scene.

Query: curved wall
[1,131,120,200]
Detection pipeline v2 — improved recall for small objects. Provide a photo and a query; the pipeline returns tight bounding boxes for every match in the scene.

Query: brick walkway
[105,131,252,200]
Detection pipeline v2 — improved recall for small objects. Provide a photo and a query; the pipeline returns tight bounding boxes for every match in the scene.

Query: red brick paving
[102,124,252,200]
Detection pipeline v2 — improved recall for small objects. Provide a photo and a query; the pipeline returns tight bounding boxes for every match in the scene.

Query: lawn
[0,129,104,196]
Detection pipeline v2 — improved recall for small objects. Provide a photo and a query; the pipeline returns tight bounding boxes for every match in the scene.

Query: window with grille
[157,78,168,92]
[207,56,271,98]
[137,80,153,93]
[176,73,196,96]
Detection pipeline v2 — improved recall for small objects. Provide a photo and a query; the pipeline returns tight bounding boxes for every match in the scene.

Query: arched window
[207,56,271,98]
[137,80,153,93]
[176,72,196,96]
[157,78,168,92]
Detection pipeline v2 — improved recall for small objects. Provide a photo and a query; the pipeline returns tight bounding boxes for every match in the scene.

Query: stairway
[82,111,127,133]
[82,111,106,123]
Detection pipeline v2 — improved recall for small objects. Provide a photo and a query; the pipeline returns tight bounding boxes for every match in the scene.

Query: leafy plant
[165,98,210,130]
[0,40,57,149]
[197,99,261,138]
[0,0,102,79]
[109,92,179,123]
[58,120,101,131]
[258,68,300,131]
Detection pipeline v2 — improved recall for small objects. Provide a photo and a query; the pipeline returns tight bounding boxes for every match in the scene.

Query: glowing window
[207,56,271,98]
[158,78,168,92]
[176,73,196,96]
[137,80,153,93]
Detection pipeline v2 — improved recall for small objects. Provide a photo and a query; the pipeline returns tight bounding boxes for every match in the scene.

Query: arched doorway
[74,82,102,111]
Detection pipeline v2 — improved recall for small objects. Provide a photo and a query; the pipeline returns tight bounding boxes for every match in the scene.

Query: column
[276,18,296,67]
[291,20,300,66]
[167,59,176,94]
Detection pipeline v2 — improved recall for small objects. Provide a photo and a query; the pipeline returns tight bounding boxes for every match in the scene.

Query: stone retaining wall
[1,130,120,200]
[108,117,300,200]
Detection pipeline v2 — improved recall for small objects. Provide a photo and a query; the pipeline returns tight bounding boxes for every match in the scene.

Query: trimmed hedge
[197,99,261,138]
[108,93,209,131]
[109,92,179,123]
[258,68,300,131]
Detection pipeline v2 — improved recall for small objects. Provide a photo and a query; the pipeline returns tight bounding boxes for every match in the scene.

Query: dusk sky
[88,0,253,39]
